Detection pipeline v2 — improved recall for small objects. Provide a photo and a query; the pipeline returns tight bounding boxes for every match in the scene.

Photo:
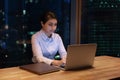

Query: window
[81,0,120,57]
[0,0,70,68]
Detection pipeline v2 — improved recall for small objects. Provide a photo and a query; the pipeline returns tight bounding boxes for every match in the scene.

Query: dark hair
[40,11,57,24]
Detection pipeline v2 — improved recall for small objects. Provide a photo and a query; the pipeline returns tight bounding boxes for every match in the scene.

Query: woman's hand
[51,60,64,66]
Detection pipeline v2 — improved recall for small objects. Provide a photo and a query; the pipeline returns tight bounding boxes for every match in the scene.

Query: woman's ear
[41,21,44,27]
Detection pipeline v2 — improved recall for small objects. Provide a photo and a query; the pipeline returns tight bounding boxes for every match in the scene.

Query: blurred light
[111,5,114,8]
[6,34,9,37]
[23,10,26,15]
[16,41,19,44]
[28,31,36,35]
[5,25,9,30]
[29,0,33,3]
[5,55,8,58]
[16,15,18,17]
[100,1,103,4]
[22,25,27,29]
[24,43,27,48]
[2,12,4,15]
[117,54,119,57]
[105,2,108,4]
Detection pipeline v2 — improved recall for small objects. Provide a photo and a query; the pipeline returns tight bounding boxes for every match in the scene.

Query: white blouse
[31,29,67,65]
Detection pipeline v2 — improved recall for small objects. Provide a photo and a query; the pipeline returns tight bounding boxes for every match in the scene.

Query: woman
[31,11,67,66]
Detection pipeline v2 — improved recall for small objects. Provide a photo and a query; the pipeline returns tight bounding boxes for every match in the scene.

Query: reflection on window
[81,0,120,57]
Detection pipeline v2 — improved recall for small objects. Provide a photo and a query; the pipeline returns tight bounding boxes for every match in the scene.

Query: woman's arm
[58,35,67,63]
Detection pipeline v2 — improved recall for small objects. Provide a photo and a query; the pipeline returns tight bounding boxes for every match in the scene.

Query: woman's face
[41,19,57,35]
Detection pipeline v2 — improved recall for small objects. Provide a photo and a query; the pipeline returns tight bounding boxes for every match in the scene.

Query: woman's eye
[48,23,57,26]
[48,23,53,26]
[54,23,57,26]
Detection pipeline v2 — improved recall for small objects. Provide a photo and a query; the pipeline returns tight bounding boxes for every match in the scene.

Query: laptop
[20,43,97,74]
[19,62,60,75]
[60,43,97,70]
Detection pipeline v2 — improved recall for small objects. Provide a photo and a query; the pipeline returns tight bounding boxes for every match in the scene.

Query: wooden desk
[0,56,120,80]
